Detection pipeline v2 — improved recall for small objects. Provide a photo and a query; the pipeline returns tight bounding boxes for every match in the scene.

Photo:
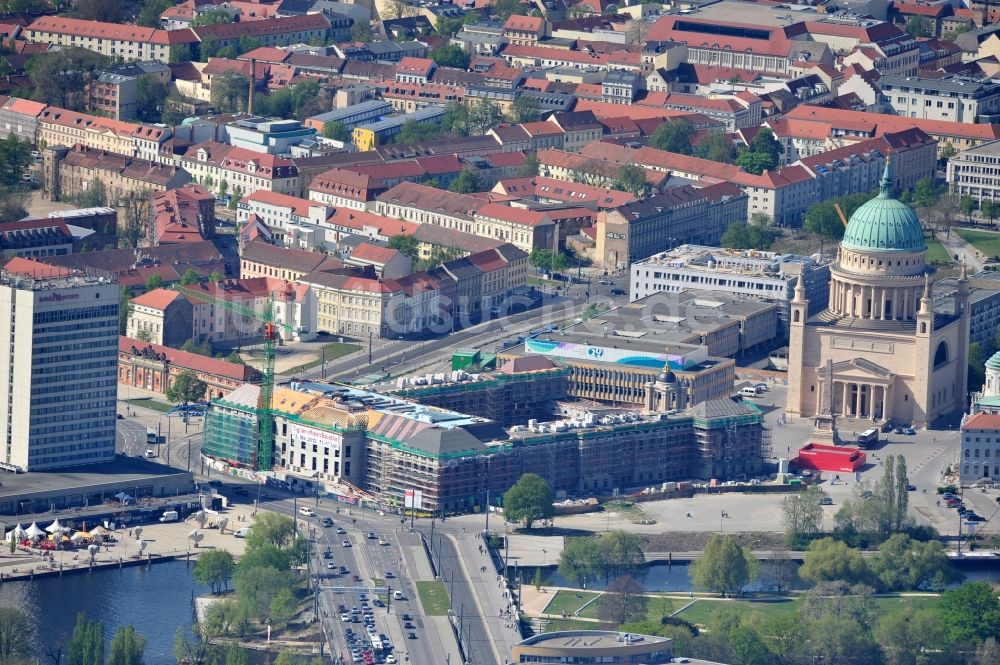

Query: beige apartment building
[36,106,171,164]
[301,271,408,338]
[24,16,195,62]
[374,182,484,235]
[181,142,301,198]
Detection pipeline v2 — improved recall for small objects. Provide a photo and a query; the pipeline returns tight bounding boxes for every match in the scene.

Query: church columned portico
[787,161,970,429]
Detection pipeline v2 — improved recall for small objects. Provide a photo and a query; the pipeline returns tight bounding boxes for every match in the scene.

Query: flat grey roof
[0,457,190,498]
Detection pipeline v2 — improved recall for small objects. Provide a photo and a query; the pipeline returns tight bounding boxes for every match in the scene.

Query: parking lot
[542,382,999,541]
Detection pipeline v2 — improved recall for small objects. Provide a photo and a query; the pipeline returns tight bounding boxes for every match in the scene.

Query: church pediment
[827,358,895,380]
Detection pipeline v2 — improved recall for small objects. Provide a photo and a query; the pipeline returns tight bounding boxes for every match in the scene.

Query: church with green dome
[786,161,970,429]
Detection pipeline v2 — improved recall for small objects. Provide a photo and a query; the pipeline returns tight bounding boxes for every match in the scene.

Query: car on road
[860,491,874,499]
[379,538,390,546]
[904,427,916,436]
[327,562,337,569]
[820,496,834,505]
[367,532,377,539]
[116,413,124,419]
[342,539,351,547]
[321,517,334,527]
[341,614,351,622]
[261,492,275,500]
[144,449,156,458]
[402,614,411,621]
[299,507,316,517]
[965,514,985,522]
[373,599,384,607]
[385,571,394,578]
[352,574,361,581]
[323,550,333,559]
[233,527,251,538]
[336,527,347,534]
[386,656,396,664]
[404,622,414,629]
[359,593,367,601]
[207,480,222,487]
[598,278,614,285]
[610,288,626,296]
[893,427,904,435]
[407,633,417,640]
[906,484,917,491]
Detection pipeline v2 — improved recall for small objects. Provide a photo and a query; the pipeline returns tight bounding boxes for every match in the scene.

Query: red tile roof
[243,190,319,217]
[1,256,76,279]
[962,412,1000,430]
[2,97,45,117]
[192,13,330,41]
[783,105,1000,141]
[27,16,196,45]
[129,288,186,310]
[504,15,544,33]
[351,242,402,265]
[119,337,256,381]
[475,203,551,227]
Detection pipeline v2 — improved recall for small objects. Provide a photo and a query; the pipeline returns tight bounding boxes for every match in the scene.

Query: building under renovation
[201,372,766,512]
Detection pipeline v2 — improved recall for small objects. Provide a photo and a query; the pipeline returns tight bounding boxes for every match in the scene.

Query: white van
[299,507,315,517]
[739,387,759,398]
[393,590,404,600]
[160,510,179,522]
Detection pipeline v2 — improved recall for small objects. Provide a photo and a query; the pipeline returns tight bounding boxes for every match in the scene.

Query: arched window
[920,322,927,334]
[934,341,949,369]
[793,310,800,323]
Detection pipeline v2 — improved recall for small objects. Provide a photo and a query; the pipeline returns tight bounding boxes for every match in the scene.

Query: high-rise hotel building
[0,258,119,470]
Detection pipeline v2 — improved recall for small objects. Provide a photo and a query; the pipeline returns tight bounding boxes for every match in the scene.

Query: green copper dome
[841,161,925,253]
[987,351,1000,371]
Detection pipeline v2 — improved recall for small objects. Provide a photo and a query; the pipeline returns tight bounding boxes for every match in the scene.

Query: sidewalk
[935,229,985,272]
[447,533,523,663]
[396,531,465,665]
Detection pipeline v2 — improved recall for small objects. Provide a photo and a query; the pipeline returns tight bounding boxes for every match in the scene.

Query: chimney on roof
[248,58,256,116]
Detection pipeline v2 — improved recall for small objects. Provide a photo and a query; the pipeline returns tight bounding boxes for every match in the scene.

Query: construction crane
[172,284,302,471]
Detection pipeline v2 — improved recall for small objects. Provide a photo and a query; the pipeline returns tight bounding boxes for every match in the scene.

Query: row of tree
[782,454,915,548]
[648,122,783,175]
[620,581,1000,665]
[0,608,147,665]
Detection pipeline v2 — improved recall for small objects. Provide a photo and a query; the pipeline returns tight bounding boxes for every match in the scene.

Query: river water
[0,560,206,664]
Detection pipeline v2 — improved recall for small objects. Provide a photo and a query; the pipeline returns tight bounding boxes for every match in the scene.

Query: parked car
[233,527,251,538]
[610,288,626,296]
[904,427,916,436]
[893,427,904,435]
[407,633,417,640]
[906,484,916,491]
[342,539,351,547]
[820,496,834,505]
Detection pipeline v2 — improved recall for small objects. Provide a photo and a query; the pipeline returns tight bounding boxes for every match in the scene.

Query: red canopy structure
[794,443,867,473]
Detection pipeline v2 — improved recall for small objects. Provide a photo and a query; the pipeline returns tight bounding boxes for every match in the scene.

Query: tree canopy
[166,370,209,404]
[690,535,759,596]
[649,120,694,155]
[502,473,554,529]
[431,44,471,69]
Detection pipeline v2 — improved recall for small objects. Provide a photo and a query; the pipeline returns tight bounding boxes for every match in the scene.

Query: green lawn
[539,618,614,633]
[674,594,938,626]
[283,342,360,374]
[924,236,953,265]
[577,594,675,621]
[956,228,1000,258]
[124,397,174,413]
[543,590,601,617]
[415,580,450,616]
